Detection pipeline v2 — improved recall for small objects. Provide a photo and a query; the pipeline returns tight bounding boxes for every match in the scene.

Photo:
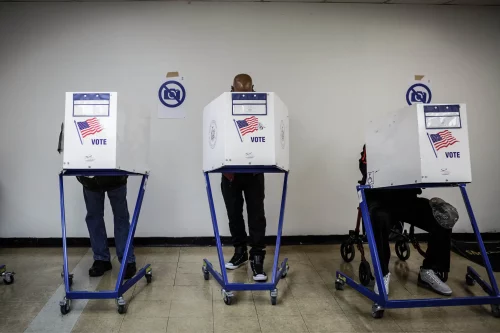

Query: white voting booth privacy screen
[366,103,471,188]
[63,92,150,173]
[203,92,289,172]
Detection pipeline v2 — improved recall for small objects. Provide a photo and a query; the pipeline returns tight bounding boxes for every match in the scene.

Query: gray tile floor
[1,245,500,332]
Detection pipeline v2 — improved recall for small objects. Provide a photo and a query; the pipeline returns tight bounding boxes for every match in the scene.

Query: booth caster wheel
[222,289,234,305]
[395,240,410,261]
[371,304,384,319]
[335,278,345,291]
[491,304,500,318]
[202,264,210,281]
[59,298,71,315]
[281,264,289,278]
[359,261,373,287]
[341,242,355,263]
[116,297,127,314]
[465,274,476,286]
[3,272,14,285]
[270,289,278,305]
[145,267,153,284]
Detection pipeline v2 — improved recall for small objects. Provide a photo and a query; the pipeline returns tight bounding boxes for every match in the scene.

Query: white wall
[0,2,499,238]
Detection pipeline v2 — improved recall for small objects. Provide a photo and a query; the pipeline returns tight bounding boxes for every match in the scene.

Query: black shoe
[250,255,268,282]
[225,247,248,270]
[124,262,137,279]
[89,260,112,277]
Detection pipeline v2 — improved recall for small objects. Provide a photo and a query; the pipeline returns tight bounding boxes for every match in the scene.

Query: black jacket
[76,176,128,192]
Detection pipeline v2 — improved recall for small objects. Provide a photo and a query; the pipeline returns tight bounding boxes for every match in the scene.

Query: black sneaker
[89,260,112,277]
[225,247,248,270]
[250,255,268,282]
[124,262,137,280]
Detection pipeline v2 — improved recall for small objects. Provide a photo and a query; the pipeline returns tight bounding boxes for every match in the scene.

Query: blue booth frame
[335,183,500,319]
[58,169,152,315]
[202,166,289,305]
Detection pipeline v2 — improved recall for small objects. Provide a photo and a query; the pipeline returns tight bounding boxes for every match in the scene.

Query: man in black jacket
[77,176,137,279]
[359,145,456,296]
[222,74,268,282]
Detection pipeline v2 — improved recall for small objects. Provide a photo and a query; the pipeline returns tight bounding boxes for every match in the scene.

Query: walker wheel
[3,273,14,285]
[341,242,355,263]
[359,261,373,286]
[465,274,476,286]
[395,240,410,261]
[491,304,500,318]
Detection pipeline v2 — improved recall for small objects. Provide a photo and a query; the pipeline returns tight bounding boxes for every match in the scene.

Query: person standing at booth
[359,145,457,296]
[222,74,268,282]
[77,176,137,279]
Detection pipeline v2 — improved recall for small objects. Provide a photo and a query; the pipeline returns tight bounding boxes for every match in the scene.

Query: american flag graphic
[429,130,459,151]
[77,118,103,138]
[236,116,259,136]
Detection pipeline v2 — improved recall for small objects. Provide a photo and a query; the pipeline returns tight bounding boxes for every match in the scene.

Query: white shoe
[418,268,452,296]
[374,273,390,295]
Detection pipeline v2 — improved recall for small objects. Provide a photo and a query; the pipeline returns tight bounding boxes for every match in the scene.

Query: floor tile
[258,315,308,333]
[167,316,214,333]
[119,316,168,333]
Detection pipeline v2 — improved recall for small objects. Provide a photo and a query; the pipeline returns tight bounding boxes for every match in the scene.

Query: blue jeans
[83,185,135,263]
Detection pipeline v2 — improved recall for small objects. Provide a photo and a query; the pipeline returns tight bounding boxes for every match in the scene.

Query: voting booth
[366,104,471,188]
[63,92,149,173]
[58,92,152,316]
[203,92,289,171]
[334,103,500,319]
[201,92,290,306]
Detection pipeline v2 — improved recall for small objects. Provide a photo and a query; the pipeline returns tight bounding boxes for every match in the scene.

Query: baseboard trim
[0,233,499,248]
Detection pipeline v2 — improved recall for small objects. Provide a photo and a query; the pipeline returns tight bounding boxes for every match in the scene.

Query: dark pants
[221,174,266,256]
[83,185,135,263]
[368,197,451,276]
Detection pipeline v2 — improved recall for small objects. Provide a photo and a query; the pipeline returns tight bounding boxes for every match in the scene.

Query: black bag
[358,144,367,185]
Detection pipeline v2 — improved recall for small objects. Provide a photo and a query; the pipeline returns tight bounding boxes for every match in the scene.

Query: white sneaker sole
[253,274,268,282]
[225,260,247,270]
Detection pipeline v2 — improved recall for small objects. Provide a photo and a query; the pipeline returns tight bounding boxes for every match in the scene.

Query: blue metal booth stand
[202,166,289,305]
[58,169,152,315]
[335,183,500,319]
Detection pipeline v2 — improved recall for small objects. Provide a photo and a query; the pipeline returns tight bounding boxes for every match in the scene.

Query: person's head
[231,74,254,92]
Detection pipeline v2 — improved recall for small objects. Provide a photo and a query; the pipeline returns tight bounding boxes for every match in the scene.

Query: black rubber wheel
[146,274,152,284]
[335,280,345,291]
[60,303,70,315]
[491,304,500,318]
[281,264,289,278]
[223,295,232,305]
[372,309,384,319]
[465,274,475,286]
[271,296,277,305]
[395,240,410,261]
[3,274,14,285]
[117,304,127,314]
[341,242,355,263]
[359,261,373,287]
